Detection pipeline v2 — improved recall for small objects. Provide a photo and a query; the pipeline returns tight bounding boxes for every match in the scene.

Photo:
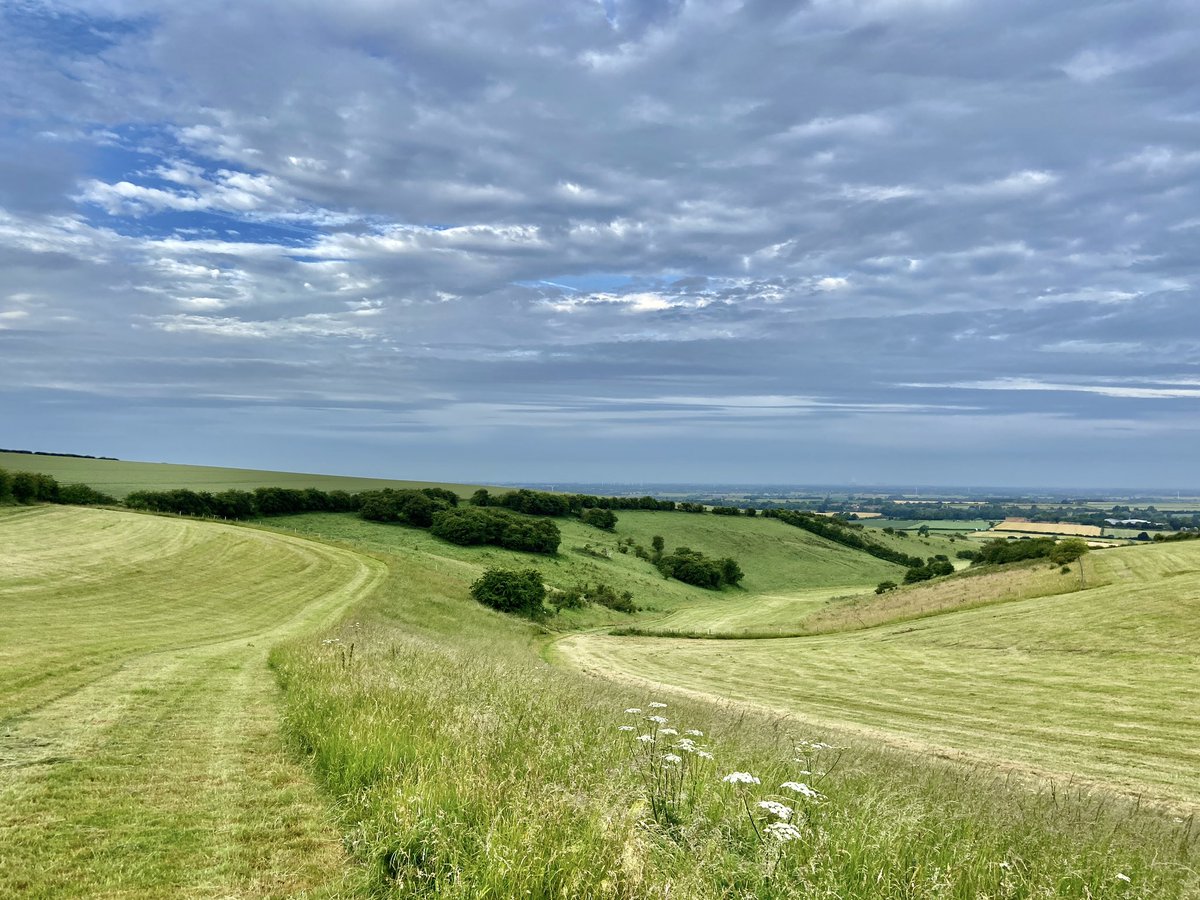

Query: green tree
[718,557,744,586]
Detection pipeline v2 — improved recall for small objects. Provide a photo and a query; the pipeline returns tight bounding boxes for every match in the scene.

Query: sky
[1,0,1198,488]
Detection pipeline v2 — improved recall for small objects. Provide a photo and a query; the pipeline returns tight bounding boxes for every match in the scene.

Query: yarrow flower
[796,740,833,751]
[624,708,642,714]
[662,753,683,765]
[722,772,760,785]
[648,702,668,709]
[617,725,634,732]
[757,800,794,820]
[696,750,714,760]
[781,782,823,800]
[646,715,668,725]
[635,734,655,744]
[659,727,678,736]
[764,822,803,843]
[685,729,704,737]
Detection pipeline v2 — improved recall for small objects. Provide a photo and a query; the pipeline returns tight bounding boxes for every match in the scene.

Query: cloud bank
[1,0,1198,486]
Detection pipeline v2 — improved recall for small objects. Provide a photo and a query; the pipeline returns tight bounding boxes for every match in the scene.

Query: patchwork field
[0,506,384,897]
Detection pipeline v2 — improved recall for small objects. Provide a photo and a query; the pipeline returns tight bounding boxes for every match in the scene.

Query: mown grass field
[0,450,482,499]
[556,539,1200,810]
[6,501,1200,897]
[0,506,384,897]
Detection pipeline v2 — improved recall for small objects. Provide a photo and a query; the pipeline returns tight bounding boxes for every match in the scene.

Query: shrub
[875,580,898,594]
[657,547,742,590]
[470,568,546,617]
[56,483,116,506]
[580,507,618,530]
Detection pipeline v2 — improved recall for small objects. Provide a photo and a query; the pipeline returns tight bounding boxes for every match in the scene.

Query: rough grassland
[264,519,1199,898]
[0,506,385,898]
[556,540,1200,810]
[0,450,482,499]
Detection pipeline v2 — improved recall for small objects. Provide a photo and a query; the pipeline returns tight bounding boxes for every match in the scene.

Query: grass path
[0,507,385,898]
[556,540,1200,811]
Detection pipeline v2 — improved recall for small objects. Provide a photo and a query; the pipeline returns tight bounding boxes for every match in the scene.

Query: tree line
[0,466,115,506]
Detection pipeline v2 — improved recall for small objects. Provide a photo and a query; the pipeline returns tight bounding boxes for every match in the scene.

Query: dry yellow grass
[991,521,1102,536]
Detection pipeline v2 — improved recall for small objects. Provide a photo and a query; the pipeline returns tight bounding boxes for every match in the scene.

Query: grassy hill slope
[0,506,385,897]
[0,450,483,499]
[267,508,905,627]
[5,502,1196,896]
[556,539,1200,809]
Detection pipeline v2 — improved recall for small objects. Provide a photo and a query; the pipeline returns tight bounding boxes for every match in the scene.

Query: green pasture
[265,508,906,627]
[0,506,384,897]
[0,450,483,499]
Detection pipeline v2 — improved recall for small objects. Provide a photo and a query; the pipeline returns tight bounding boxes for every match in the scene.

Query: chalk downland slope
[0,506,384,897]
[557,539,1200,809]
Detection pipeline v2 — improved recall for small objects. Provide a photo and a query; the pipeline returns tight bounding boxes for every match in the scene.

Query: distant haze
[1,1,1197,487]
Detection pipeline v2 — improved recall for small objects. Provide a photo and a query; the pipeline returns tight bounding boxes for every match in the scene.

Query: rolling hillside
[0,450,484,499]
[0,506,384,897]
[556,539,1200,809]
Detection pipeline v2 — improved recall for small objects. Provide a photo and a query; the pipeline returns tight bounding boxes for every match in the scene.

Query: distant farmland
[990,520,1103,537]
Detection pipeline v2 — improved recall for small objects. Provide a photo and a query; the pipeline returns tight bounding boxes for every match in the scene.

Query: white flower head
[796,740,833,751]
[781,782,823,800]
[765,821,803,842]
[648,702,668,709]
[684,729,704,737]
[646,715,668,725]
[624,708,642,714]
[722,772,760,785]
[697,750,714,760]
[662,753,683,765]
[659,727,678,736]
[757,800,794,820]
[617,725,634,732]
[635,734,655,744]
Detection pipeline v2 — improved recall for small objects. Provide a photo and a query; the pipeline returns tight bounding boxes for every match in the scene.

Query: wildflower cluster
[718,738,838,855]
[618,702,717,827]
[613,704,842,879]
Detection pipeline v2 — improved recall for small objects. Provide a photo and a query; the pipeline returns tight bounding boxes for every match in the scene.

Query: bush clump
[657,547,744,589]
[430,507,560,554]
[579,507,618,530]
[470,568,546,617]
[551,580,637,614]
